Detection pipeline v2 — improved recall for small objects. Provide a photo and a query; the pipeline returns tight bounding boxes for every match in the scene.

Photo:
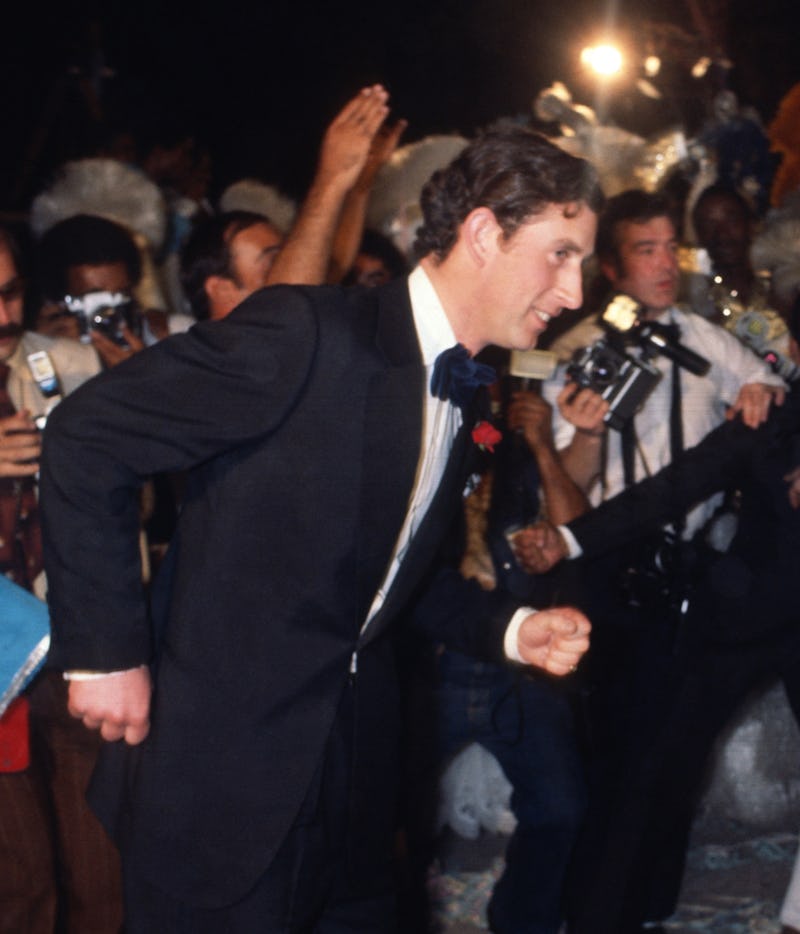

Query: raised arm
[328,117,407,283]
[266,85,391,286]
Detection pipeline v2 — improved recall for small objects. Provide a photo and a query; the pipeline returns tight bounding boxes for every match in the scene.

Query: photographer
[539,189,785,934]
[34,213,155,369]
[0,224,117,934]
[515,298,800,933]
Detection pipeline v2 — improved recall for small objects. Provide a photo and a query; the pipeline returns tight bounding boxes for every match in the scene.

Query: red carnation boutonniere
[472,421,502,453]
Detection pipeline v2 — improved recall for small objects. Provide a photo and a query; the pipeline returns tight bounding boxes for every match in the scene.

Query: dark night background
[4,0,799,210]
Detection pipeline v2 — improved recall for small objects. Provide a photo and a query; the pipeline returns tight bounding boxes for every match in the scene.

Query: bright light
[644,55,661,77]
[580,44,623,77]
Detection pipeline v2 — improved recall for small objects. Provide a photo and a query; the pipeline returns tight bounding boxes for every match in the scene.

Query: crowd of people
[0,75,799,934]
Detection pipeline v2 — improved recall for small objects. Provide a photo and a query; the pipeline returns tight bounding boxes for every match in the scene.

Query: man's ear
[461,207,503,267]
[204,276,236,318]
[599,257,620,287]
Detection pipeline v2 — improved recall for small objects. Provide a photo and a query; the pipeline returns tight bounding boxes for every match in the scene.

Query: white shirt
[365,267,534,661]
[544,305,785,537]
[364,265,462,629]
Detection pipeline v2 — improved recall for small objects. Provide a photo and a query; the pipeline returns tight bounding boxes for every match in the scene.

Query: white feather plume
[751,209,800,306]
[366,135,469,234]
[218,180,297,234]
[30,158,167,250]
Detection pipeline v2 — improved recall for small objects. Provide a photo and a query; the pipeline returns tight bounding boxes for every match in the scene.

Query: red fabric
[0,696,31,772]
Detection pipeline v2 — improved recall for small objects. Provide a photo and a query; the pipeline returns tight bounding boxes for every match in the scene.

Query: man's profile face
[603,216,680,316]
[478,202,597,352]
[228,221,283,296]
[0,245,25,362]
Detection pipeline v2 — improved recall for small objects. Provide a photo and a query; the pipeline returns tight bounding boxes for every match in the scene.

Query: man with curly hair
[41,123,602,932]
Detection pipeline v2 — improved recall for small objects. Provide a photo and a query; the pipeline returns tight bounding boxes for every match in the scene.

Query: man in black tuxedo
[514,306,800,932]
[39,126,601,933]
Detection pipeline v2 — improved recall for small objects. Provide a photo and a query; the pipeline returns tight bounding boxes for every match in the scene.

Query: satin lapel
[355,279,425,623]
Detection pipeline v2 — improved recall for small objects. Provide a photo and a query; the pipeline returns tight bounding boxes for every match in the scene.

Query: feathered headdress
[30,158,167,250]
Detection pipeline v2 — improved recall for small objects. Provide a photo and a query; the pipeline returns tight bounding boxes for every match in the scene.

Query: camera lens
[588,352,619,387]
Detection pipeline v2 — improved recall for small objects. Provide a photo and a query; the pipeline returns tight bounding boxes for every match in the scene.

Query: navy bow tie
[430,344,496,408]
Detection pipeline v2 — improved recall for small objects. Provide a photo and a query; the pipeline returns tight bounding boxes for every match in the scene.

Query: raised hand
[315,85,391,193]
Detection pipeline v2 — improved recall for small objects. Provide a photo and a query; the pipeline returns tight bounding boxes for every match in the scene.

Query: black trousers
[123,673,399,934]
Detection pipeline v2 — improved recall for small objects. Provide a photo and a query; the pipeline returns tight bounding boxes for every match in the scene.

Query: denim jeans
[435,650,586,934]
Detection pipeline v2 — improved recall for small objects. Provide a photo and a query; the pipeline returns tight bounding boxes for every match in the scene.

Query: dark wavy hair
[180,211,271,321]
[37,214,142,303]
[595,189,680,273]
[413,127,604,262]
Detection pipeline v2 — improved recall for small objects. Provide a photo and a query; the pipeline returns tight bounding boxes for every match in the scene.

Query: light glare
[581,44,623,76]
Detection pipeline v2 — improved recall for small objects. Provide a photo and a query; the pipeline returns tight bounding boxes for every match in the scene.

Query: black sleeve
[40,289,318,671]
[567,413,762,558]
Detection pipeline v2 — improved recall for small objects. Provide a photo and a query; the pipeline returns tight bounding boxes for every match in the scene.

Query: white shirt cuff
[558,524,583,558]
[504,606,537,662]
[63,669,135,681]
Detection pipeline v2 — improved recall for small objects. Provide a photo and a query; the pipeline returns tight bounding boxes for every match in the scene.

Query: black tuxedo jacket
[566,384,800,644]
[40,279,508,906]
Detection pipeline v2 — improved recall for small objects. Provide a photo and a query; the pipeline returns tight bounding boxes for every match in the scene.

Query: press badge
[26,351,62,430]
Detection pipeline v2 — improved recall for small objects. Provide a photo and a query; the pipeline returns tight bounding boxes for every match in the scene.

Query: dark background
[4,0,799,210]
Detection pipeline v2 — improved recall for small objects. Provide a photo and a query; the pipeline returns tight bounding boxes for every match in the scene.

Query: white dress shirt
[544,305,785,537]
[364,265,462,629]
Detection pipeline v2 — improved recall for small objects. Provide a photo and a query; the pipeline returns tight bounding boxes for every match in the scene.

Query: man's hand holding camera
[90,323,145,369]
[557,381,609,436]
[0,410,41,477]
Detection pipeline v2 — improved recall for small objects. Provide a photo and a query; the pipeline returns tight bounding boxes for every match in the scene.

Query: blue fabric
[431,344,496,408]
[435,651,586,934]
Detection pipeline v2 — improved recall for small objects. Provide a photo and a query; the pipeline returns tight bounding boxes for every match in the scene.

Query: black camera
[62,290,138,348]
[566,294,711,431]
[566,340,661,431]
